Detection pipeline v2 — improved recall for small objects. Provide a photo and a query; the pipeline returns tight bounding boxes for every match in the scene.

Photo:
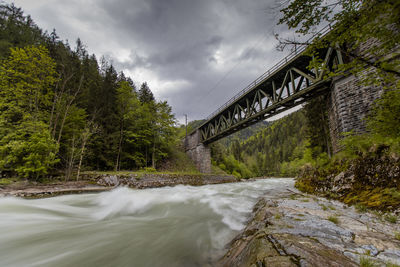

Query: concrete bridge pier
[185,130,211,173]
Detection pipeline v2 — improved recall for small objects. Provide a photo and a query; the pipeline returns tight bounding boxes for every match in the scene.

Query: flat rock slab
[219,189,400,267]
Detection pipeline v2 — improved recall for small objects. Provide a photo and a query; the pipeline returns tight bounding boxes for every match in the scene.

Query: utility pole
[184,114,188,150]
[184,114,188,138]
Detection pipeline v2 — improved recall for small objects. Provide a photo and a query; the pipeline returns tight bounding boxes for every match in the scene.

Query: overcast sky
[8,0,296,124]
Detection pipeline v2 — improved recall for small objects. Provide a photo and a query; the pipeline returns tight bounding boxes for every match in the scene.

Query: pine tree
[138,82,155,103]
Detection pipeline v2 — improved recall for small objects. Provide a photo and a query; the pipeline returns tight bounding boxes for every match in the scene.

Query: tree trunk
[57,75,83,145]
[76,134,88,181]
[145,146,148,167]
[51,73,73,138]
[66,135,76,181]
[152,135,156,169]
[115,121,123,172]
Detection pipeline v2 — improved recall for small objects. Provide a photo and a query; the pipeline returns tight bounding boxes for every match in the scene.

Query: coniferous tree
[0,3,179,178]
[138,82,155,104]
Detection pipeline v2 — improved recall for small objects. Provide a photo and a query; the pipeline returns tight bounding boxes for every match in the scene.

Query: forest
[209,95,331,178]
[0,3,177,180]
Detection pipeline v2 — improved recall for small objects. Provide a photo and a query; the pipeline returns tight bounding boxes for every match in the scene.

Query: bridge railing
[205,23,333,121]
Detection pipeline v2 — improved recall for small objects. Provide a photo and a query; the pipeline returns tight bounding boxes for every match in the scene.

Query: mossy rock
[343,187,400,211]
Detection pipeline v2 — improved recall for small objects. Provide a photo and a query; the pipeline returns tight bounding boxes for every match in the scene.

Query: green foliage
[0,177,18,185]
[0,4,45,59]
[0,3,178,179]
[368,88,400,139]
[143,167,156,173]
[138,82,155,104]
[211,110,311,178]
[279,0,400,79]
[0,46,59,178]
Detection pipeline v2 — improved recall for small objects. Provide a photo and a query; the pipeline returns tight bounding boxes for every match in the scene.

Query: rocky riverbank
[219,188,400,266]
[0,173,237,198]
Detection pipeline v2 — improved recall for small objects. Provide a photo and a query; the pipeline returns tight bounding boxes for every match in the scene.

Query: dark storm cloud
[10,0,290,122]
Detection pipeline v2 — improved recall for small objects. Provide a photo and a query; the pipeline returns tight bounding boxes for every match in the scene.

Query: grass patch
[328,205,336,210]
[355,203,368,213]
[320,204,328,211]
[0,177,18,185]
[360,257,379,267]
[384,214,398,224]
[274,214,282,220]
[386,262,400,267]
[395,232,400,241]
[300,198,310,202]
[327,215,339,224]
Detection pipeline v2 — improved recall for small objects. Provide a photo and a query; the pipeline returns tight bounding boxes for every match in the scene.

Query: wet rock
[377,250,400,265]
[100,175,119,186]
[219,188,400,266]
[360,245,379,257]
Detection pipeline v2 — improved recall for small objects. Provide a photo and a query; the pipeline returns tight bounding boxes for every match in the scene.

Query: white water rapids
[0,178,294,267]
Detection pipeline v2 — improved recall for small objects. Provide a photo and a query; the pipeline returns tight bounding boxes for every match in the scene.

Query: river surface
[0,178,294,267]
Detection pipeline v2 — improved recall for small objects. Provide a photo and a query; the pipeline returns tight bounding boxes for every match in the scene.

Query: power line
[199,31,269,102]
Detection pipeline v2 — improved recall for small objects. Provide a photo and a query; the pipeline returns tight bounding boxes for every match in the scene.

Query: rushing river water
[0,178,294,267]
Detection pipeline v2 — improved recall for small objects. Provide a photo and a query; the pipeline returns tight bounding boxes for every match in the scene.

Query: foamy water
[0,178,294,267]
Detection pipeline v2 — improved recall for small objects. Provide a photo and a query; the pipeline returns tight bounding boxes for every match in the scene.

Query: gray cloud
[10,0,291,123]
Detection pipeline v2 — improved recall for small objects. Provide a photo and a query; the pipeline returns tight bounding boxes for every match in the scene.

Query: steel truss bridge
[196,25,343,144]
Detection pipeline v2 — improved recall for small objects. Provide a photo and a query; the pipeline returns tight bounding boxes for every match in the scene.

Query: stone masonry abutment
[327,74,382,152]
[185,130,211,173]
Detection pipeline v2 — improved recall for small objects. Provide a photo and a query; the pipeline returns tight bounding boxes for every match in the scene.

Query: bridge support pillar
[185,130,211,173]
[327,74,382,153]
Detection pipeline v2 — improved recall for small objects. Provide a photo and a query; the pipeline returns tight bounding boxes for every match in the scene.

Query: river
[0,178,294,267]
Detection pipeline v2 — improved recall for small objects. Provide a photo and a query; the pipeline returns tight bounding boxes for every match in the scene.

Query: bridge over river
[185,25,382,173]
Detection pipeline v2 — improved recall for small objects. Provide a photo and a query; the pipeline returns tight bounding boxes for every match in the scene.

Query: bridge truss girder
[198,47,343,144]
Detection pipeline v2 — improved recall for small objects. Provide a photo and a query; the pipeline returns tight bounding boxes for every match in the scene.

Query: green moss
[327,216,339,224]
[320,204,328,211]
[295,179,316,193]
[274,214,282,220]
[0,177,19,185]
[343,187,400,211]
[394,232,400,241]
